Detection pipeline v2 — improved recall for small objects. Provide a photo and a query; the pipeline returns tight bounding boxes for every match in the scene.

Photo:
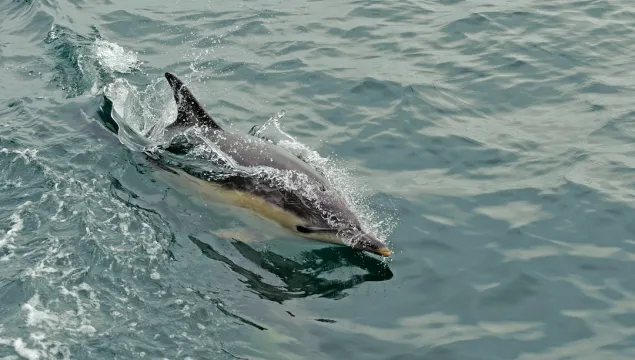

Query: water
[2,0,635,359]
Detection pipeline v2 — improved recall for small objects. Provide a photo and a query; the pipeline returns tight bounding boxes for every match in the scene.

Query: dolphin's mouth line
[296,225,392,256]
[337,230,391,257]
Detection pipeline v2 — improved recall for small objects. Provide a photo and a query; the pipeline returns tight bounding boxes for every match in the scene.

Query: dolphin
[151,72,391,257]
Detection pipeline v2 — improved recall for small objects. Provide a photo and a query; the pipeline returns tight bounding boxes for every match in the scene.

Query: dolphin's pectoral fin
[213,228,272,243]
[164,72,223,131]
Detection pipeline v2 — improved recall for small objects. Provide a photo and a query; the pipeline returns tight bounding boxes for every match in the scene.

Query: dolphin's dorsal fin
[164,72,222,131]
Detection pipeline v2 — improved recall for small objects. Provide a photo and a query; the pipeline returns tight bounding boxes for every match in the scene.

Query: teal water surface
[3,0,635,359]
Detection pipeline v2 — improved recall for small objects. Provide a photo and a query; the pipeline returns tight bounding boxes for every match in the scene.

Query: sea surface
[2,0,635,359]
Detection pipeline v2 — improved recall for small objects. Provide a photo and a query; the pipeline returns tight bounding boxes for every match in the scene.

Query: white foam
[12,338,40,360]
[50,201,64,221]
[76,325,96,334]
[93,39,140,74]
[21,295,58,328]
[45,25,57,42]
[150,270,161,280]
[25,236,76,280]
[12,149,38,164]
[0,201,32,249]
[14,293,94,358]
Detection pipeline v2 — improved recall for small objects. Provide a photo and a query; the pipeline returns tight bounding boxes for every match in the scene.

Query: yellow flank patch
[157,166,346,245]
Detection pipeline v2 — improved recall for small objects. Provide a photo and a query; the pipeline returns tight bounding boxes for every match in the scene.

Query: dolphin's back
[163,72,328,186]
[163,71,333,193]
[215,130,328,184]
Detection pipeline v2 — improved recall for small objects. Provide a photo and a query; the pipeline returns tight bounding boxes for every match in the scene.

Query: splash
[92,39,141,74]
[103,77,177,151]
[44,25,142,98]
[250,112,398,245]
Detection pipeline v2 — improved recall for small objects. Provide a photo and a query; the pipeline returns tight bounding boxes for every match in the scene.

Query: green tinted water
[2,0,635,359]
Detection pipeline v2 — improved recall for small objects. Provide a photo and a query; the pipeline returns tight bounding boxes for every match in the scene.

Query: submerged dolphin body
[153,72,391,257]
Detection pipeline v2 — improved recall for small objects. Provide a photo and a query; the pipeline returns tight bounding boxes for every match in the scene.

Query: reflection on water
[189,235,393,304]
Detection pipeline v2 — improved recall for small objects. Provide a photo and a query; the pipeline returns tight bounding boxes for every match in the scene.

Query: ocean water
[2,0,635,359]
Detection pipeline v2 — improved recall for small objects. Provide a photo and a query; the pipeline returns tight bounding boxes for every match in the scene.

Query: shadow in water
[189,235,393,304]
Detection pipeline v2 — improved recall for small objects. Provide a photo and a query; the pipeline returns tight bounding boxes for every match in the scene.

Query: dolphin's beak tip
[376,247,392,257]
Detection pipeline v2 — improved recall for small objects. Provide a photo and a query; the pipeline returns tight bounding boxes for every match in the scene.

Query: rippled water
[3,0,635,359]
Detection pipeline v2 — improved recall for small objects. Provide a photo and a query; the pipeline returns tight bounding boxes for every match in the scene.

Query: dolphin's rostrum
[158,72,392,257]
